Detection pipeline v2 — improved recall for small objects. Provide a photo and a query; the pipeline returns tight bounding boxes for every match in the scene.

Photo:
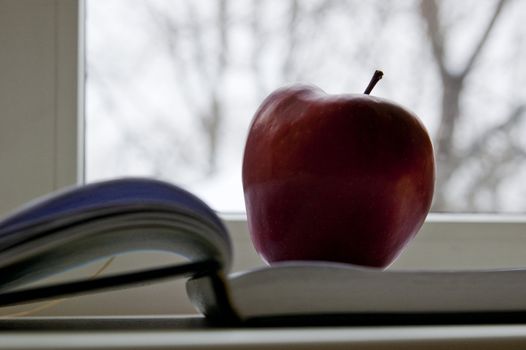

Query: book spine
[186,273,241,325]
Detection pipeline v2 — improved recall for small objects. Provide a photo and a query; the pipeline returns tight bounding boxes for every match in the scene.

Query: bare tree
[419,0,525,211]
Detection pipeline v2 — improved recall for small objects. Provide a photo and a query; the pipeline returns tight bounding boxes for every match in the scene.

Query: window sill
[1,317,526,349]
[223,213,526,271]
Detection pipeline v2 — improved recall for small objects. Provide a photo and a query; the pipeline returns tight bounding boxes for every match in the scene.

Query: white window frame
[0,0,82,216]
[1,0,526,317]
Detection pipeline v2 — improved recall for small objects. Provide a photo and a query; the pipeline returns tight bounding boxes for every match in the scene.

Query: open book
[1,178,526,325]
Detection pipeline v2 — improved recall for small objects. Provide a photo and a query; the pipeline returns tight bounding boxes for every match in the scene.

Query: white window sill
[1,319,526,349]
[223,213,526,271]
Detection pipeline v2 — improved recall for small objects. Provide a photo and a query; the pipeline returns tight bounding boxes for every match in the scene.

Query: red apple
[242,71,435,268]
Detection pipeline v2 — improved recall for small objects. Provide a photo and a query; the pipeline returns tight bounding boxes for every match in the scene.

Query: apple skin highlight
[242,80,435,268]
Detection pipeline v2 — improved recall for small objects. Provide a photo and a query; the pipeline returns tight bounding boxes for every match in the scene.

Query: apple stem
[363,70,384,95]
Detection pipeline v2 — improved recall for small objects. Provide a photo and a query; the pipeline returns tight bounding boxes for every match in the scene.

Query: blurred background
[86,0,526,213]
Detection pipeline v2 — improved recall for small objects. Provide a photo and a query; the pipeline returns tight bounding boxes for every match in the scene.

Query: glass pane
[86,0,526,213]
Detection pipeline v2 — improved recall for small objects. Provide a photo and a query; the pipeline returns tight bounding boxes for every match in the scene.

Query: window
[87,0,526,214]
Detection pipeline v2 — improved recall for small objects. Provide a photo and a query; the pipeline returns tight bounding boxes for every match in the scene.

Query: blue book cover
[0,178,226,238]
[0,178,231,293]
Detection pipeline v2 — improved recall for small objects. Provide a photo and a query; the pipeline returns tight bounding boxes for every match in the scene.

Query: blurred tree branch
[147,0,230,176]
[461,0,507,77]
[420,0,511,211]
